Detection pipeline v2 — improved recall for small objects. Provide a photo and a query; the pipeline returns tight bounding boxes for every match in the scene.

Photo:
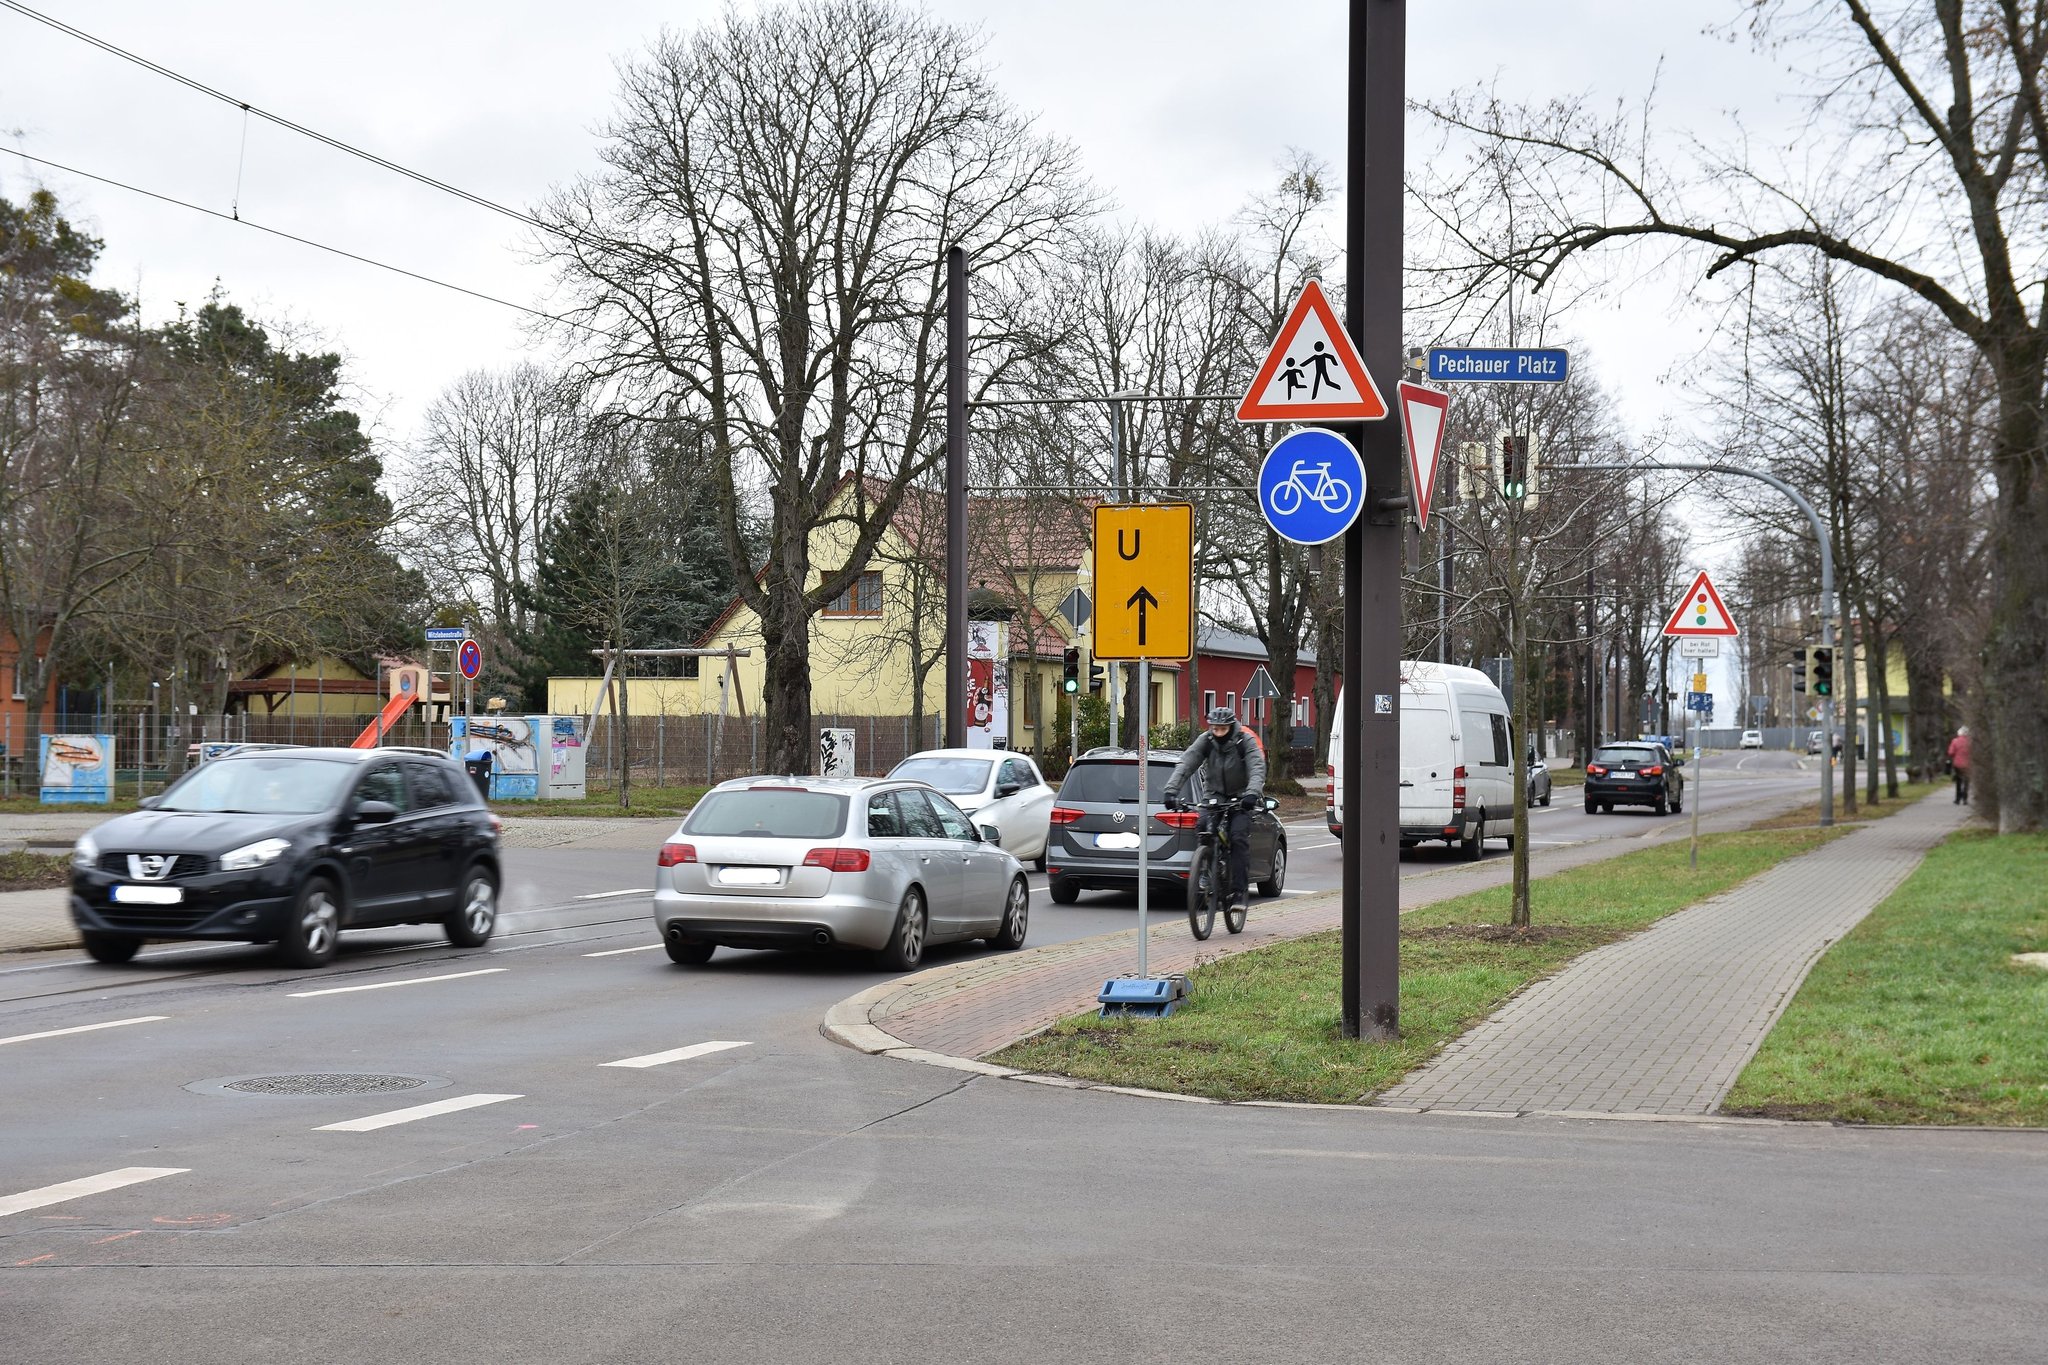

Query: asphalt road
[6,750,2038,1362]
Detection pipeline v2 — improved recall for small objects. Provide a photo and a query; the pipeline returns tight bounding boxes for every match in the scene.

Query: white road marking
[288,967,507,998]
[315,1092,522,1132]
[574,888,652,901]
[0,1166,188,1218]
[1297,839,1340,851]
[584,943,665,957]
[602,1040,751,1069]
[0,1015,168,1048]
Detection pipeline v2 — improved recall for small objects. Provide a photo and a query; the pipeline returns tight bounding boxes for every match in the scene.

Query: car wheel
[81,931,141,965]
[877,887,928,970]
[1257,842,1287,897]
[444,865,498,947]
[1033,852,1047,874]
[987,876,1029,951]
[665,936,716,965]
[1654,793,1669,816]
[1460,820,1484,860]
[1539,785,1552,807]
[1049,878,1080,905]
[1602,802,1614,814]
[276,876,341,968]
[1584,798,1598,815]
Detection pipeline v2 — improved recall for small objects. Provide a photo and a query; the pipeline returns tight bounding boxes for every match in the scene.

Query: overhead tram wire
[2,147,605,336]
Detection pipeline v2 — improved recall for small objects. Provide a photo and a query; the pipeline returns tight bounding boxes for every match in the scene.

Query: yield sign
[1661,570,1740,637]
[1396,380,1450,529]
[1236,280,1387,423]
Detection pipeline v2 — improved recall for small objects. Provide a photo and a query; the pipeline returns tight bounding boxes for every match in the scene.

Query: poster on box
[965,621,1009,749]
[41,734,114,804]
[452,716,538,800]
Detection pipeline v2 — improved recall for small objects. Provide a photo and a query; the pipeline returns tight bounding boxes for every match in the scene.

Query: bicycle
[1268,459,1354,519]
[1180,793,1249,941]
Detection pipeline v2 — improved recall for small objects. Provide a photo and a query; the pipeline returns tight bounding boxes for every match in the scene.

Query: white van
[1325,662,1517,859]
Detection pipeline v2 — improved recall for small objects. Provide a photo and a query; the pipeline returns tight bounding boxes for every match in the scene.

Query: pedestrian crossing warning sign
[1661,570,1740,637]
[1236,280,1388,424]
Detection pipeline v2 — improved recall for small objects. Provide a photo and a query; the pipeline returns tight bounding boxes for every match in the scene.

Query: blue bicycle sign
[1257,428,1366,545]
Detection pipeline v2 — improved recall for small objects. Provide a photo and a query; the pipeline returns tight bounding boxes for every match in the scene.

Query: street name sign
[1091,503,1194,661]
[1396,380,1450,530]
[1661,570,1740,637]
[1257,428,1367,545]
[1425,347,1570,384]
[1679,637,1720,659]
[425,626,467,643]
[1236,280,1387,423]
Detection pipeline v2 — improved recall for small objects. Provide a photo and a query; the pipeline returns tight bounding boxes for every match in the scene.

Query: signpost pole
[944,245,968,750]
[1136,659,1150,981]
[1691,698,1702,871]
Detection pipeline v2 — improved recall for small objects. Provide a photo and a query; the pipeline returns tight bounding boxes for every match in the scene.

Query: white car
[1739,729,1764,749]
[888,749,1056,868]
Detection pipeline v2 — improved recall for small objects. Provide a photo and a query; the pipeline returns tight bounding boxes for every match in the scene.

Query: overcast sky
[3,1,1802,712]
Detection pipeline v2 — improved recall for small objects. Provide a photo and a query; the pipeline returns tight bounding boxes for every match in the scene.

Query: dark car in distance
[1583,742,1685,815]
[1043,748,1286,905]
[69,747,502,968]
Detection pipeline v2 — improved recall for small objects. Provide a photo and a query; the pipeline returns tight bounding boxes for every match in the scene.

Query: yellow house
[547,481,1177,753]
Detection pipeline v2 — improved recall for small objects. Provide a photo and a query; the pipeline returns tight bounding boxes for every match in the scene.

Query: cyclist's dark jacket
[1164,726,1267,801]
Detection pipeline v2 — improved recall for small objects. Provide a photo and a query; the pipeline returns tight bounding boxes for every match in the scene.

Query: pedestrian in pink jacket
[1947,726,1972,806]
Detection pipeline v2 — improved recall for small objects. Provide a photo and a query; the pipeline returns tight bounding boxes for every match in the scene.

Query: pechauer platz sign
[1425,347,1571,384]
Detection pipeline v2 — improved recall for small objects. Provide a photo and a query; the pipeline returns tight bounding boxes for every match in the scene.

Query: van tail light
[1048,807,1084,825]
[658,842,697,866]
[803,847,871,873]
[1586,764,1608,777]
[1452,765,1468,811]
[1154,810,1201,829]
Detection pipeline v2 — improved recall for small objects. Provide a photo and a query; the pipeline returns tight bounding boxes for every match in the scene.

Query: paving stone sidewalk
[863,787,1811,1062]
[1376,791,1967,1115]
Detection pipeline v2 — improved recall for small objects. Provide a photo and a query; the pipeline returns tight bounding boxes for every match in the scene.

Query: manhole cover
[223,1073,428,1097]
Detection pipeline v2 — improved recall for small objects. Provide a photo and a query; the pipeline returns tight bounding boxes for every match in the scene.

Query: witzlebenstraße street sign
[1257,428,1367,546]
[425,626,468,643]
[1425,346,1571,384]
[1661,570,1741,637]
[1092,503,1194,661]
[1236,280,1387,424]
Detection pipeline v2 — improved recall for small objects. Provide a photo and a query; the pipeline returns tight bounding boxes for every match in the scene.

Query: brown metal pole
[944,245,969,750]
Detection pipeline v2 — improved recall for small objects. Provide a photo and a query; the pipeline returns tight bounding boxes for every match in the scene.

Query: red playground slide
[349,689,419,749]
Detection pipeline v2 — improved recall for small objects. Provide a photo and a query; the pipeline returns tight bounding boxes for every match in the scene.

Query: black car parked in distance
[69,747,503,967]
[1583,741,1686,815]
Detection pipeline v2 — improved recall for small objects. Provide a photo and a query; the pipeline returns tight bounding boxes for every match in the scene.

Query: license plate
[1093,832,1141,850]
[112,884,183,905]
[715,866,781,887]
[1611,772,1634,779]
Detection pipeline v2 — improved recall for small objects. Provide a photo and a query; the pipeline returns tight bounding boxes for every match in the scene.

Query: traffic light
[1061,646,1080,694]
[1810,646,1834,697]
[1791,647,1809,694]
[1088,663,1105,691]
[1501,434,1529,501]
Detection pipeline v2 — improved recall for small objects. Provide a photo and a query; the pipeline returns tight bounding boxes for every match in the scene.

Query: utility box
[539,716,587,799]
[451,715,585,801]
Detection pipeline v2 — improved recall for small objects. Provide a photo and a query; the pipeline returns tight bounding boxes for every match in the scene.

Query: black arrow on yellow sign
[1126,586,1159,645]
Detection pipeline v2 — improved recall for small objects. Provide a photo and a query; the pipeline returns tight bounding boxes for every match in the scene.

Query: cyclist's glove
[1237,793,1259,812]
[1163,790,1181,811]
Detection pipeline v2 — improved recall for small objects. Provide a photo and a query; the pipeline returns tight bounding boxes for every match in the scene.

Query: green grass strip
[1722,829,2048,1126]
[993,825,1842,1103]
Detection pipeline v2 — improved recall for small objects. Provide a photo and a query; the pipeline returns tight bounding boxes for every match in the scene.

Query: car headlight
[72,831,99,869]
[220,837,292,872]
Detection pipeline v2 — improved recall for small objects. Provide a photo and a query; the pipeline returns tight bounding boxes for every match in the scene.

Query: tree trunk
[1903,638,1947,784]
[759,586,815,776]
[1839,610,1858,815]
[1861,607,1881,806]
[1509,588,1531,928]
[1981,386,2048,831]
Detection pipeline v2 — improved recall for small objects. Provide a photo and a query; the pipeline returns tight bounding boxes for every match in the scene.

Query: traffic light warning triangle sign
[1661,570,1740,637]
[1236,280,1388,423]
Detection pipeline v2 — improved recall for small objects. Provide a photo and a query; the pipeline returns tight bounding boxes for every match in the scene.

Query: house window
[1225,691,1236,717]
[8,665,20,702]
[1202,689,1215,716]
[1021,673,1039,727]
[823,570,883,617]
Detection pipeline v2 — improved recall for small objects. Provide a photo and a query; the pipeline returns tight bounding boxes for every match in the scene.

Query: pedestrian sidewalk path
[1376,792,1966,1115]
[831,786,1811,1066]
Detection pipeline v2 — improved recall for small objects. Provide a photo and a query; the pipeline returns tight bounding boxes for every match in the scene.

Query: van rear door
[1399,698,1456,828]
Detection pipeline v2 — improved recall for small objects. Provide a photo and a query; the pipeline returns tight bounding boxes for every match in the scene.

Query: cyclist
[1163,705,1267,917]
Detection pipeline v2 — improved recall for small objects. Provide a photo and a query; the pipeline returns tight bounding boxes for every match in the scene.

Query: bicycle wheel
[1317,475,1353,517]
[1224,885,1247,936]
[1186,845,1216,941]
[1270,479,1304,517]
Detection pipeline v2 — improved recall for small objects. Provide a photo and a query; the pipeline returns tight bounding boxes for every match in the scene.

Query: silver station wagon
[651,775,1030,969]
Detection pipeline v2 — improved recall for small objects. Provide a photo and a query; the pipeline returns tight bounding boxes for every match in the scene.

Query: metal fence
[582,712,953,791]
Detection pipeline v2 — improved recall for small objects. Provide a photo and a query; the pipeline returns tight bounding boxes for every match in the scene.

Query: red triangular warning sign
[1236,280,1388,423]
[1397,380,1450,530]
[1661,570,1741,637]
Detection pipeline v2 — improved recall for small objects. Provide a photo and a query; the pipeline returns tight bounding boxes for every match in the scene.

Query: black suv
[1583,742,1685,815]
[70,747,502,967]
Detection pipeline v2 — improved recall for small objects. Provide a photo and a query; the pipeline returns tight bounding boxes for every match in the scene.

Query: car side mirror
[993,782,1021,799]
[1263,797,1279,812]
[977,823,1002,846]
[137,795,161,810]
[354,799,398,824]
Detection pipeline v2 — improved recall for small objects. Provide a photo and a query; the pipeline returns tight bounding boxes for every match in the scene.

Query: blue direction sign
[425,626,467,643]
[1426,347,1570,384]
[1686,691,1713,712]
[1257,428,1366,546]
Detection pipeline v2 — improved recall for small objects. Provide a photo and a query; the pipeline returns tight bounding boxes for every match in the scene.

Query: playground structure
[349,665,427,748]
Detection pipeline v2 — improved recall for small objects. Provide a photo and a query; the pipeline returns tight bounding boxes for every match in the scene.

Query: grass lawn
[992,824,1844,1103]
[0,796,143,815]
[0,850,71,890]
[1745,780,1942,831]
[502,784,709,819]
[1721,829,2048,1126]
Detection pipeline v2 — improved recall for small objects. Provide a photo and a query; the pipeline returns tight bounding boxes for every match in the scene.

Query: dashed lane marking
[315,1092,522,1132]
[583,943,664,957]
[574,888,653,901]
[601,1040,750,1069]
[0,1015,168,1048]
[287,968,507,998]
[0,1167,188,1218]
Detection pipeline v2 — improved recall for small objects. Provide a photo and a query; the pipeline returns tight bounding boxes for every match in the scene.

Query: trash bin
[463,750,493,802]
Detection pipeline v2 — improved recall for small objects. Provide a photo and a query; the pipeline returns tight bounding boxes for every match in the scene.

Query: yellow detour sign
[1092,503,1195,660]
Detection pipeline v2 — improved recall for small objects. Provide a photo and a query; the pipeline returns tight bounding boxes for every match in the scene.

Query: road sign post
[1663,570,1739,871]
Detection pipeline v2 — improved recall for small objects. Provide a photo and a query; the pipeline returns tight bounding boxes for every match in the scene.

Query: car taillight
[657,842,697,866]
[1048,807,1084,825]
[803,847,871,872]
[1154,810,1201,829]
[1452,765,1467,810]
[1642,765,1663,777]
[1586,764,1607,776]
